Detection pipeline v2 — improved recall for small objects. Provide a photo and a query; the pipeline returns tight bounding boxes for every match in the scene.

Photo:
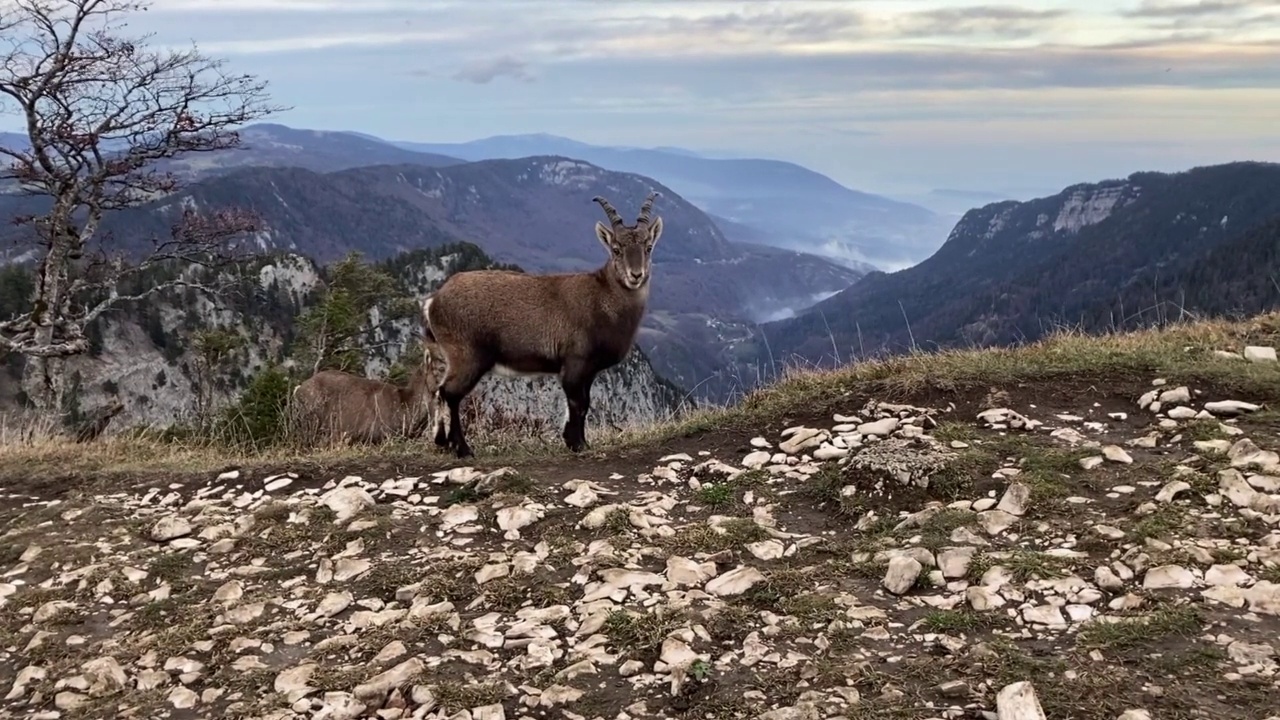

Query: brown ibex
[423,191,664,458]
[289,341,446,444]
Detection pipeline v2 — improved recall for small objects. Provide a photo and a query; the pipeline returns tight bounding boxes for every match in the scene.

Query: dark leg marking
[560,365,596,453]
[439,355,490,459]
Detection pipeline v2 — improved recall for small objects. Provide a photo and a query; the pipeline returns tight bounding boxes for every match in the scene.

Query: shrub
[220,363,293,449]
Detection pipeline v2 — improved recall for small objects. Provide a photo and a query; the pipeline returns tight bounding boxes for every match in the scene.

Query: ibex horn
[592,196,623,227]
[637,191,661,225]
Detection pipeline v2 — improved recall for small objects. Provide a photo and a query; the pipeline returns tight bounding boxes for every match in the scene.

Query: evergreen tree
[295,252,417,374]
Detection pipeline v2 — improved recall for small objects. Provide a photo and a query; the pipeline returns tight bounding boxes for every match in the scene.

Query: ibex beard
[422,191,664,458]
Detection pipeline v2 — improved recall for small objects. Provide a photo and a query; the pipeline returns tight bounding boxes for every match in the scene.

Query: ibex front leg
[559,362,596,453]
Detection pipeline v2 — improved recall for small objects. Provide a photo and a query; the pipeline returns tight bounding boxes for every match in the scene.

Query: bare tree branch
[0,0,287,411]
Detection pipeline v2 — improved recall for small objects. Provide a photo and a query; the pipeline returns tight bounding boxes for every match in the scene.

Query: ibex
[423,191,664,458]
[289,341,446,444]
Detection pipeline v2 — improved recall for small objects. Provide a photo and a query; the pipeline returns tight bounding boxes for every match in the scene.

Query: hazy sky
[22,1,1280,196]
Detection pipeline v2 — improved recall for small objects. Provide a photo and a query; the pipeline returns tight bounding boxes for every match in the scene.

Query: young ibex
[290,341,446,444]
[423,191,664,458]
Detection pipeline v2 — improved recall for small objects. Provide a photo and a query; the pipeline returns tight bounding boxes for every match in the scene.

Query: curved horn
[636,191,661,225]
[592,196,624,227]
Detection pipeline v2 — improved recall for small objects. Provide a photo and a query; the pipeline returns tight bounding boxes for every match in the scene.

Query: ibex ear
[594,221,615,250]
[646,216,664,248]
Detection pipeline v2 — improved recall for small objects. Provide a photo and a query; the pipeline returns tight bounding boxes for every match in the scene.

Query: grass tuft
[603,608,685,660]
[918,608,992,634]
[1076,605,1204,652]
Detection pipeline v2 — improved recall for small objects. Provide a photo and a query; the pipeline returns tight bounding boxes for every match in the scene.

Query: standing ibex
[289,341,446,444]
[423,191,664,458]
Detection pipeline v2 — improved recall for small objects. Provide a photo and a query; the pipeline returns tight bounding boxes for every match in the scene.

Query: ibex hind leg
[443,392,473,458]
[439,359,489,459]
[432,391,450,448]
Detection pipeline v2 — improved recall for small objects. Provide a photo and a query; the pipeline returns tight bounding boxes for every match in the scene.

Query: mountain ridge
[0,154,866,404]
[357,128,953,270]
[1,122,950,271]
[752,160,1280,370]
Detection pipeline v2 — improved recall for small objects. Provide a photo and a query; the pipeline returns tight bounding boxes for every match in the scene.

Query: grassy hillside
[2,313,1279,719]
[7,310,1280,478]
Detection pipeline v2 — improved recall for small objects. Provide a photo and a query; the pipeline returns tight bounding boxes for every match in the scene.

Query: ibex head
[592,191,664,291]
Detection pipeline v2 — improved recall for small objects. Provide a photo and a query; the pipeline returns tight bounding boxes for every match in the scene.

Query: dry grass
[0,405,614,480]
[0,425,392,476]
[616,311,1280,449]
[735,312,1280,410]
[6,312,1280,479]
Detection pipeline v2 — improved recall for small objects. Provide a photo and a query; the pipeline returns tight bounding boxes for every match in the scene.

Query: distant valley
[894,189,1015,219]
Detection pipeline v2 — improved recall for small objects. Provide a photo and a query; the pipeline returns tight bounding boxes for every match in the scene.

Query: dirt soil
[1,375,1278,719]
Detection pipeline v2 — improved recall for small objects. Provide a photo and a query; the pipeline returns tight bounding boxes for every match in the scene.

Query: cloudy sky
[37,1,1280,196]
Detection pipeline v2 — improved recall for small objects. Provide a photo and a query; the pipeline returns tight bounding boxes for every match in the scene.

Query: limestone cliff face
[935,179,1138,252]
[23,253,322,431]
[0,247,683,434]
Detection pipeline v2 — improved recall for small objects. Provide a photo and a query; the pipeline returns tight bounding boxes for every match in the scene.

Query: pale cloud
[1121,0,1270,18]
[191,30,464,55]
[1119,0,1280,39]
[148,0,464,13]
[894,5,1070,39]
[452,56,536,84]
[557,42,1280,96]
[630,6,870,43]
[8,0,1274,196]
[136,1,1280,65]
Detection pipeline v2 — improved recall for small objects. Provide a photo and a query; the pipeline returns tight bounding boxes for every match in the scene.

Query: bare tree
[190,326,242,425]
[0,0,285,414]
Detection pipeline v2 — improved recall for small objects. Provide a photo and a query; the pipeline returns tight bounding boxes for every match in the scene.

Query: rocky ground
[3,368,1280,719]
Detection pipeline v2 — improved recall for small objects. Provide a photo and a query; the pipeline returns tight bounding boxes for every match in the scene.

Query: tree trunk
[22,219,75,415]
[21,354,67,415]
